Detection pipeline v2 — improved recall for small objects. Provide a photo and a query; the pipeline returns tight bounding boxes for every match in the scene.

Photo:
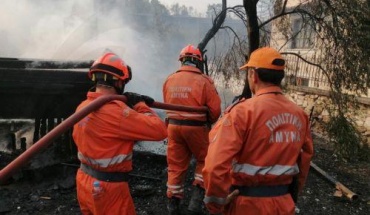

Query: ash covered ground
[0,135,369,215]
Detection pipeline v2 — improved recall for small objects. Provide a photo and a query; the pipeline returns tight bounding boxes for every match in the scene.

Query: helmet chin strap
[117,85,125,95]
[114,81,125,95]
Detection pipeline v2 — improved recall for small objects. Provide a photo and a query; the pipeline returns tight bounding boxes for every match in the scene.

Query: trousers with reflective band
[166,124,209,198]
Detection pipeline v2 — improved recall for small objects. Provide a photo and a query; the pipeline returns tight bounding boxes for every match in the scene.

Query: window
[291,18,315,49]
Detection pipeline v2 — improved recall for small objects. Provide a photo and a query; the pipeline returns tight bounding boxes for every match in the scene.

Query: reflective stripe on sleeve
[78,152,133,168]
[232,163,299,176]
[203,195,226,205]
[194,173,203,182]
[167,184,184,189]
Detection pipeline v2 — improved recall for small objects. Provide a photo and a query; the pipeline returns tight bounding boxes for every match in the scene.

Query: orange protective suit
[203,86,314,215]
[163,65,221,198]
[73,92,167,215]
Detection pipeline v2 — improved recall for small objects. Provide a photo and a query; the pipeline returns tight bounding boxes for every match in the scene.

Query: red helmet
[178,45,203,61]
[88,53,132,83]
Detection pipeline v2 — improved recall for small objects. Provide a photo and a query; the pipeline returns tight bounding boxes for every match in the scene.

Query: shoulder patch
[122,107,131,118]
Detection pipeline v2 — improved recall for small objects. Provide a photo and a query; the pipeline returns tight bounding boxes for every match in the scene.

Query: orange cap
[239,47,285,71]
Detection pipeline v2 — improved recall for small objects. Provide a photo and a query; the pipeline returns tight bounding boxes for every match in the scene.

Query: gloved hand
[141,95,154,106]
[123,92,144,107]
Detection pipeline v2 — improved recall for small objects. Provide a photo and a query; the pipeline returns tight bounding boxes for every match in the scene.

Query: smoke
[0,0,185,101]
[0,0,247,154]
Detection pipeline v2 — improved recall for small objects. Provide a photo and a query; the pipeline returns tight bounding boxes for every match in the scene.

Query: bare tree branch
[198,0,227,52]
[228,6,248,28]
[259,8,323,28]
[243,0,260,53]
[281,52,324,72]
[220,26,243,49]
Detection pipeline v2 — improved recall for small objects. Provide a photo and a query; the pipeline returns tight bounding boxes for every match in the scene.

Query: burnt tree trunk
[244,0,260,54]
[241,0,260,99]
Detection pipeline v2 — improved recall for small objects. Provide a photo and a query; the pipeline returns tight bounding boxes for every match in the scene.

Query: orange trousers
[224,194,295,215]
[166,124,210,198]
[76,169,136,215]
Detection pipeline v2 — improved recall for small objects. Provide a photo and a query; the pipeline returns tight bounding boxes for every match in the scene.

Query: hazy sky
[158,0,242,14]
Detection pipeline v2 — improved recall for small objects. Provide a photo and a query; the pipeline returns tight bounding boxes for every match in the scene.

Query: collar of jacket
[255,86,282,97]
[87,91,104,99]
[176,65,202,74]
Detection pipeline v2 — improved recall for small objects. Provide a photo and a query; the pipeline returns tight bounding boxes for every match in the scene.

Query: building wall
[286,87,370,147]
[270,0,368,98]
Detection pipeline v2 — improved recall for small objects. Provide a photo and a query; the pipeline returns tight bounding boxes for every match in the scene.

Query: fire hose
[0,95,207,184]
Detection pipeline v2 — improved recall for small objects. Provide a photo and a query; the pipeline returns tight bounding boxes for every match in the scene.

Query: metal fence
[283,53,370,99]
[284,53,330,90]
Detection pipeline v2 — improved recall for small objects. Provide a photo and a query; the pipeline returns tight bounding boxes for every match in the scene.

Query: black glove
[141,95,154,106]
[123,92,144,107]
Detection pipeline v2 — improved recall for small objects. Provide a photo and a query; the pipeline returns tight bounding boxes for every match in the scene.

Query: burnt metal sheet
[0,58,93,119]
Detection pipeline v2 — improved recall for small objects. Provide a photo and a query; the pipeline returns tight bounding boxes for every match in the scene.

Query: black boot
[187,185,205,214]
[168,197,181,215]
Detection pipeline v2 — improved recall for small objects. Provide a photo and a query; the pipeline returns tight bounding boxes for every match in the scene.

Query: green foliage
[326,112,362,161]
[312,0,370,95]
[358,144,370,161]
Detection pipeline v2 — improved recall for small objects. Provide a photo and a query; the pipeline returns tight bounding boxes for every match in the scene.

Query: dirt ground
[0,134,369,215]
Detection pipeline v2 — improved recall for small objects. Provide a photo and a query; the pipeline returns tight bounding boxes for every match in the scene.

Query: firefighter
[203,47,314,215]
[163,45,221,214]
[72,52,167,215]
